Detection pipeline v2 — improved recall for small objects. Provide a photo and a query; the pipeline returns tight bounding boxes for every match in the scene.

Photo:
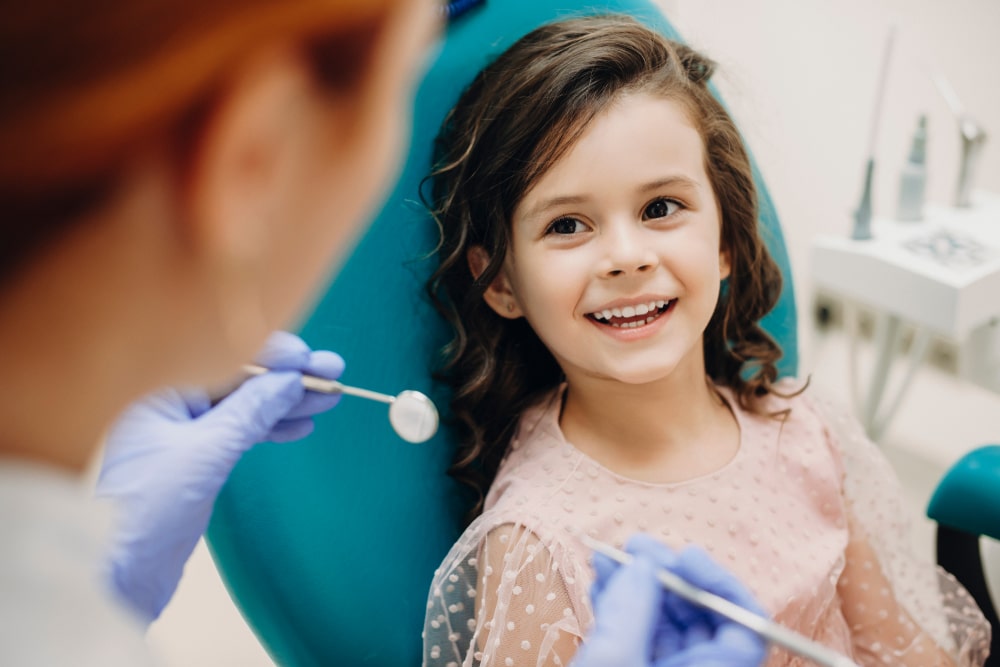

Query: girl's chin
[580,364,685,388]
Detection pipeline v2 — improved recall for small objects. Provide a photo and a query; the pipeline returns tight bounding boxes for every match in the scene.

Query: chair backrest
[927,444,1000,663]
[206,2,799,664]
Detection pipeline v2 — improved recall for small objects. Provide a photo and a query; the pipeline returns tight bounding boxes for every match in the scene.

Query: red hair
[0,0,395,280]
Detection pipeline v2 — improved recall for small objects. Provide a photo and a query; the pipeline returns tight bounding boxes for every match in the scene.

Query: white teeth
[592,299,672,324]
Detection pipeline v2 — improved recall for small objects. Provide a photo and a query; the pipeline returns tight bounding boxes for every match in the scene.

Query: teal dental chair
[205,1,799,664]
[928,446,1000,665]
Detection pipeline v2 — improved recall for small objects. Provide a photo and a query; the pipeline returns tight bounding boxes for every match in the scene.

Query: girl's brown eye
[548,217,586,235]
[644,198,680,219]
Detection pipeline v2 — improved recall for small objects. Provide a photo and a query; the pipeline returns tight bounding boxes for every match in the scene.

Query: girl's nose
[599,224,659,278]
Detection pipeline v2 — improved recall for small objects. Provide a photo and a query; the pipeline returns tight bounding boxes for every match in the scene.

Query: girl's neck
[558,362,739,482]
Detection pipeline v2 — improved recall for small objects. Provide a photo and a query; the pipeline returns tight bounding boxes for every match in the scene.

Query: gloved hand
[96,331,344,624]
[573,534,768,667]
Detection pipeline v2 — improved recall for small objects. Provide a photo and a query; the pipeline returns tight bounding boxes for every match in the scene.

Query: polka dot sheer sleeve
[423,516,591,667]
[809,392,991,666]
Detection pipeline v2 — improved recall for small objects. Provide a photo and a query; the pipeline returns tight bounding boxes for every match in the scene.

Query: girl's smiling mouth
[585,298,676,329]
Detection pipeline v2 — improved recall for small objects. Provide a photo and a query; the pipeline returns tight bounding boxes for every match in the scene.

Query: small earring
[507,302,515,313]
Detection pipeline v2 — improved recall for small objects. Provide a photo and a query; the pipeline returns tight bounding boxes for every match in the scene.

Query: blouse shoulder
[423,501,593,666]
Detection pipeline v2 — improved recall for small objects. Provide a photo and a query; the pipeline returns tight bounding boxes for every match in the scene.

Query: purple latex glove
[573,534,768,667]
[96,331,344,623]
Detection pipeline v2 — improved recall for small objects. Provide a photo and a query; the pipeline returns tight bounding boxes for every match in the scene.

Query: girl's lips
[586,299,676,339]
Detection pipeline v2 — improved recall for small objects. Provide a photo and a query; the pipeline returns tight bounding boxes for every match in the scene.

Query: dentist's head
[0,0,436,468]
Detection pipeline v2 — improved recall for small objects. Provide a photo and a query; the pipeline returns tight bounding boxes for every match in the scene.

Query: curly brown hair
[424,14,786,519]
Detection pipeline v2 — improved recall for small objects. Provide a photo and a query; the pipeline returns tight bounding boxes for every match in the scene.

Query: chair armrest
[927,445,1000,541]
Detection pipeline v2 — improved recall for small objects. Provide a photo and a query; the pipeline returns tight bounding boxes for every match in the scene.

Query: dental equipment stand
[811,192,1000,440]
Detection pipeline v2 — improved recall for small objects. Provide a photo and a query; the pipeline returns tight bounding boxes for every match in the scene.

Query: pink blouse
[423,381,989,667]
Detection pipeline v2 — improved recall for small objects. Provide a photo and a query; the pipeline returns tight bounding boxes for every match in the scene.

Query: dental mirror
[242,364,440,444]
[388,390,440,444]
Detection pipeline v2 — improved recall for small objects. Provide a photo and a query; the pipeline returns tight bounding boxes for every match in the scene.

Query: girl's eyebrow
[522,194,588,220]
[522,175,702,220]
[638,175,701,193]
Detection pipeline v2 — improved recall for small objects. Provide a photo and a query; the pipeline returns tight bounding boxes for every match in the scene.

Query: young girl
[421,15,989,667]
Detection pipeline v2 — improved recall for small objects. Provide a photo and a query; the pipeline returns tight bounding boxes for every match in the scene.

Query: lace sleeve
[423,515,590,667]
[809,392,990,666]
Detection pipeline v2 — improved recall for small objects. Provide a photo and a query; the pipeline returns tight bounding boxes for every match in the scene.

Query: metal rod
[581,536,859,667]
[865,25,896,159]
[851,26,895,242]
[242,364,395,405]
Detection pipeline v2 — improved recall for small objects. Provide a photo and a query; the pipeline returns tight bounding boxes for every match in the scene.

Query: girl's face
[482,92,729,387]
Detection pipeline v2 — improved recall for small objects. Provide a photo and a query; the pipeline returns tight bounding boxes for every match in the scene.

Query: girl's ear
[467,246,523,319]
[720,246,731,280]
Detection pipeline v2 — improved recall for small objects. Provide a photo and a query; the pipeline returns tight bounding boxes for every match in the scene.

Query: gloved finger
[619,535,700,654]
[261,349,345,420]
[280,391,342,421]
[657,625,766,667]
[659,648,760,667]
[267,417,316,443]
[575,554,661,665]
[254,331,311,369]
[712,624,768,662]
[673,608,712,651]
[620,537,734,656]
[589,534,664,604]
[658,582,713,645]
[204,371,304,447]
[625,533,679,570]
[623,534,709,639]
[175,386,213,419]
[650,599,684,659]
[304,350,345,379]
[672,546,767,618]
[589,550,621,603]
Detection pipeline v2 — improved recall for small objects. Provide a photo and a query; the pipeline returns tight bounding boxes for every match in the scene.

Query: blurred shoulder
[753,376,838,424]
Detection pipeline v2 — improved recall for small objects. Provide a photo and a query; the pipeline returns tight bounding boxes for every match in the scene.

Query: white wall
[661,0,1000,365]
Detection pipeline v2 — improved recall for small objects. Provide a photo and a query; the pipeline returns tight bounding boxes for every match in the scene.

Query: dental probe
[245,364,393,402]
[242,364,440,444]
[580,535,860,667]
